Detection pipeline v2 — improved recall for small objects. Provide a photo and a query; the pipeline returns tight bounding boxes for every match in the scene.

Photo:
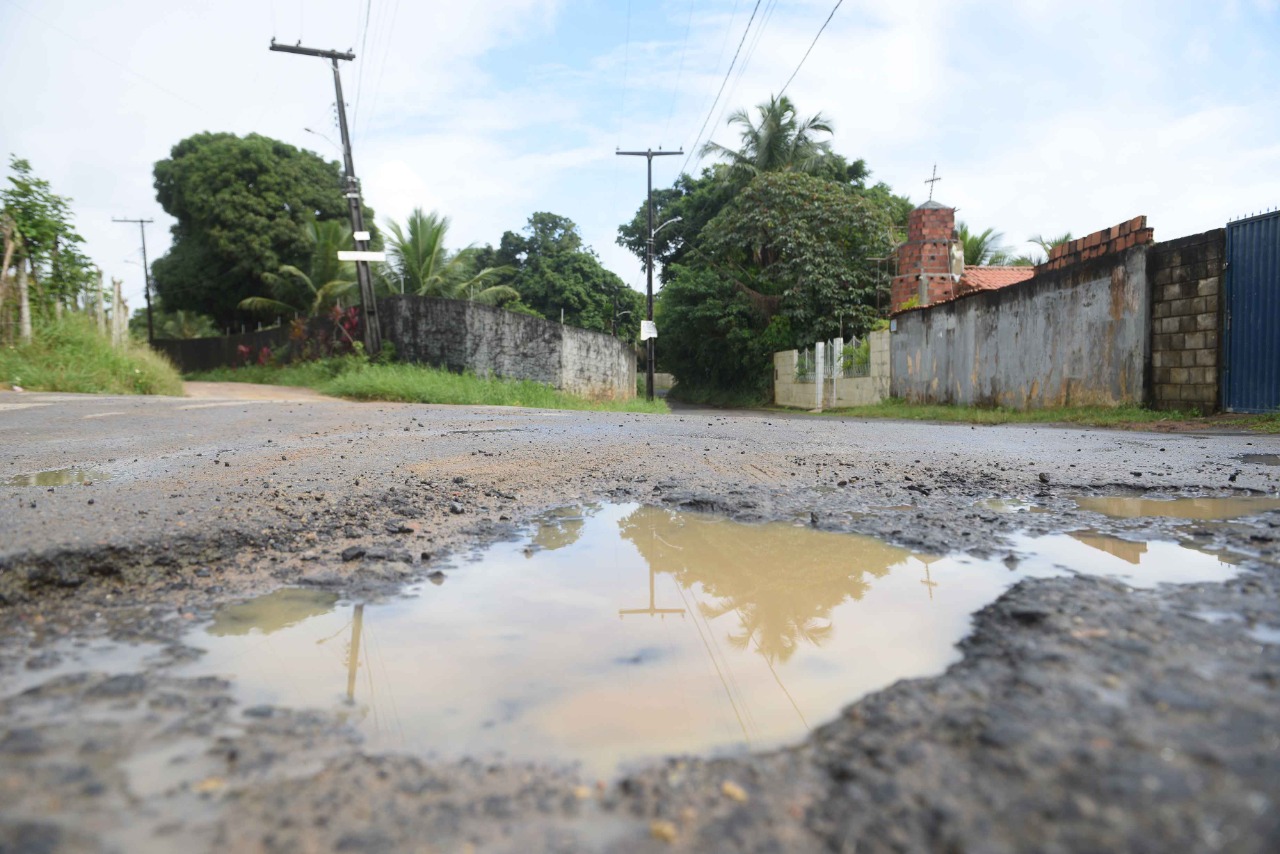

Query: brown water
[170,504,1237,777]
[4,467,109,486]
[1075,495,1280,520]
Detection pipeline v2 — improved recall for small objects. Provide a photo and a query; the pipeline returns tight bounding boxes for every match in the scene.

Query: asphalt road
[1,385,1278,852]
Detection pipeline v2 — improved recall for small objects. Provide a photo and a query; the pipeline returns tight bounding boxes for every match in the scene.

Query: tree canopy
[150,132,371,325]
[491,212,643,339]
[1,156,97,311]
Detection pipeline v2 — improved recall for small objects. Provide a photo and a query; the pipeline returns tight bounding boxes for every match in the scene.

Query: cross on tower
[924,164,942,201]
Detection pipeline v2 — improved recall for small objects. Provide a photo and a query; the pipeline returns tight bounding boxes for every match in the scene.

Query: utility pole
[617,148,681,401]
[113,217,154,344]
[269,39,381,355]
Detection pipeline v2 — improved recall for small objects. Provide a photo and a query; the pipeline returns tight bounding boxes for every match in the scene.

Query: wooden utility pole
[112,217,154,344]
[616,148,681,401]
[269,40,381,356]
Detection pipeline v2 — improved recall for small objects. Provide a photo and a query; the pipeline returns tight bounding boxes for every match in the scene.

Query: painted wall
[774,330,890,410]
[381,296,635,399]
[891,247,1150,408]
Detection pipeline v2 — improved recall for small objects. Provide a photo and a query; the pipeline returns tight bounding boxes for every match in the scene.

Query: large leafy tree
[150,132,370,325]
[702,172,895,342]
[493,212,643,338]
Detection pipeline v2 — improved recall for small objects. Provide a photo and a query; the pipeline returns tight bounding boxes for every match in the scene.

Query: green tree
[616,167,735,287]
[701,172,895,342]
[1,157,97,327]
[238,219,357,318]
[380,208,515,306]
[496,212,644,338]
[699,94,836,182]
[957,222,1015,266]
[150,132,370,325]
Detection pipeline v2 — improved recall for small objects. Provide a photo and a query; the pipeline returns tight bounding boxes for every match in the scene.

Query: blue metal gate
[1224,211,1280,413]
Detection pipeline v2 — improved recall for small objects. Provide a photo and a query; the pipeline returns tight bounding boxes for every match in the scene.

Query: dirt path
[0,394,1277,852]
[182,380,337,402]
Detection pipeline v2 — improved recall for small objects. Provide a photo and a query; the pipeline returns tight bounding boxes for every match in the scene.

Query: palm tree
[699,94,835,180]
[380,208,514,305]
[956,221,1016,266]
[1028,231,1073,261]
[238,219,357,317]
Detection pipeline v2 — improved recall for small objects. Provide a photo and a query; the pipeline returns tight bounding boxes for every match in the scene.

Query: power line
[660,0,698,145]
[710,0,779,138]
[679,0,763,177]
[352,0,374,129]
[779,0,845,97]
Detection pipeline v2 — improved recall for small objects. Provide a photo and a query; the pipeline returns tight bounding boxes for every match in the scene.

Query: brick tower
[890,200,962,312]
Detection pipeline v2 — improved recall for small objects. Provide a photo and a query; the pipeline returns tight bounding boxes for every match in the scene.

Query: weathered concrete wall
[773,331,890,410]
[380,296,635,399]
[1148,229,1224,412]
[891,247,1150,408]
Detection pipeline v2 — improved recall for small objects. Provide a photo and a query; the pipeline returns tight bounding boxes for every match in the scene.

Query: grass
[788,397,1280,432]
[0,315,184,396]
[189,358,669,414]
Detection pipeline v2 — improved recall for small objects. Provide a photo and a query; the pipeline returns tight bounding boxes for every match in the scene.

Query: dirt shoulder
[1,394,1277,852]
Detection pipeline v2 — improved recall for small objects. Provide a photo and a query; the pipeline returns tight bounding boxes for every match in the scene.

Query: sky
[2,0,1279,313]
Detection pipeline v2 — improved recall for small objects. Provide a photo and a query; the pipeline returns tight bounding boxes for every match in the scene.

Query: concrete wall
[774,330,890,410]
[891,246,1150,408]
[380,296,635,399]
[1147,229,1224,411]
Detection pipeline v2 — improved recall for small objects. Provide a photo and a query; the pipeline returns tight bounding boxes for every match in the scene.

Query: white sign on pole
[640,320,658,341]
[337,250,386,262]
[353,231,371,241]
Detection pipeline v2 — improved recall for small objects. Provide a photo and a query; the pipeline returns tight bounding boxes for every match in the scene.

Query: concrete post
[814,341,824,411]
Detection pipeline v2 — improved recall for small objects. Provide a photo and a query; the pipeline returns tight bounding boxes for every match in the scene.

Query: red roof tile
[959,266,1035,292]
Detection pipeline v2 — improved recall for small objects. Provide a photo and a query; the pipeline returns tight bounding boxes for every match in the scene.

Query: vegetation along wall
[891,221,1153,408]
[381,296,635,399]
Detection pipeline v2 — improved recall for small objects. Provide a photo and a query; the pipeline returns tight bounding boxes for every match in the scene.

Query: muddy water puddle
[164,504,1233,776]
[3,466,109,486]
[1,505,1242,780]
[1075,495,1280,520]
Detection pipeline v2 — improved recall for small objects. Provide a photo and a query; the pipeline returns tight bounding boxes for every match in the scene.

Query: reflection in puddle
[4,467,109,486]
[1240,454,1280,466]
[169,504,1236,777]
[1075,495,1280,520]
[980,498,1048,514]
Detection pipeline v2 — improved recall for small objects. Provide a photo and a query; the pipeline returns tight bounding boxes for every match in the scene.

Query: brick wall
[890,203,957,311]
[1038,216,1154,272]
[1147,229,1225,412]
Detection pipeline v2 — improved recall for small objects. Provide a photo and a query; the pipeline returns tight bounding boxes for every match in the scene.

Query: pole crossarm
[269,40,355,62]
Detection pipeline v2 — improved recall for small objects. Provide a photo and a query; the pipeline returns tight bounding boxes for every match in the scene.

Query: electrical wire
[352,0,374,130]
[660,0,698,146]
[778,0,844,96]
[679,0,763,178]
[355,0,399,145]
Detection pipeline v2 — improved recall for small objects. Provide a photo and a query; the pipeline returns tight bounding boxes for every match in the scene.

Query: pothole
[4,467,110,487]
[2,504,1243,781]
[1074,495,1280,520]
[171,503,1235,777]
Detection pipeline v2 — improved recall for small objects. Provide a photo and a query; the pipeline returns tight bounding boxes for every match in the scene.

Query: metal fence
[796,347,815,383]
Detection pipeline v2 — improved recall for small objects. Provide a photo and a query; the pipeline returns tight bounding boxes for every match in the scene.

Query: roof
[914,199,951,210]
[959,266,1035,292]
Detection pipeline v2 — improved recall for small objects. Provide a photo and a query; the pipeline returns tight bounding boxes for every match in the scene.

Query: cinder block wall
[1147,229,1225,412]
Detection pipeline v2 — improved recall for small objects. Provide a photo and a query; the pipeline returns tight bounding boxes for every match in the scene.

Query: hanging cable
[779,0,844,96]
[679,0,763,177]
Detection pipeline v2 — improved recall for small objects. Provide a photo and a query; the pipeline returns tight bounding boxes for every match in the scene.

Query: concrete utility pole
[112,217,154,344]
[617,148,682,401]
[269,40,381,356]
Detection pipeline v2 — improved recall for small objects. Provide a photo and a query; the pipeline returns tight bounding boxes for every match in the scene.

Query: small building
[888,200,1033,312]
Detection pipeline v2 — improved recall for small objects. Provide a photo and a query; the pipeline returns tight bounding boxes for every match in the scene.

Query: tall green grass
[190,359,669,414]
[0,315,184,396]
